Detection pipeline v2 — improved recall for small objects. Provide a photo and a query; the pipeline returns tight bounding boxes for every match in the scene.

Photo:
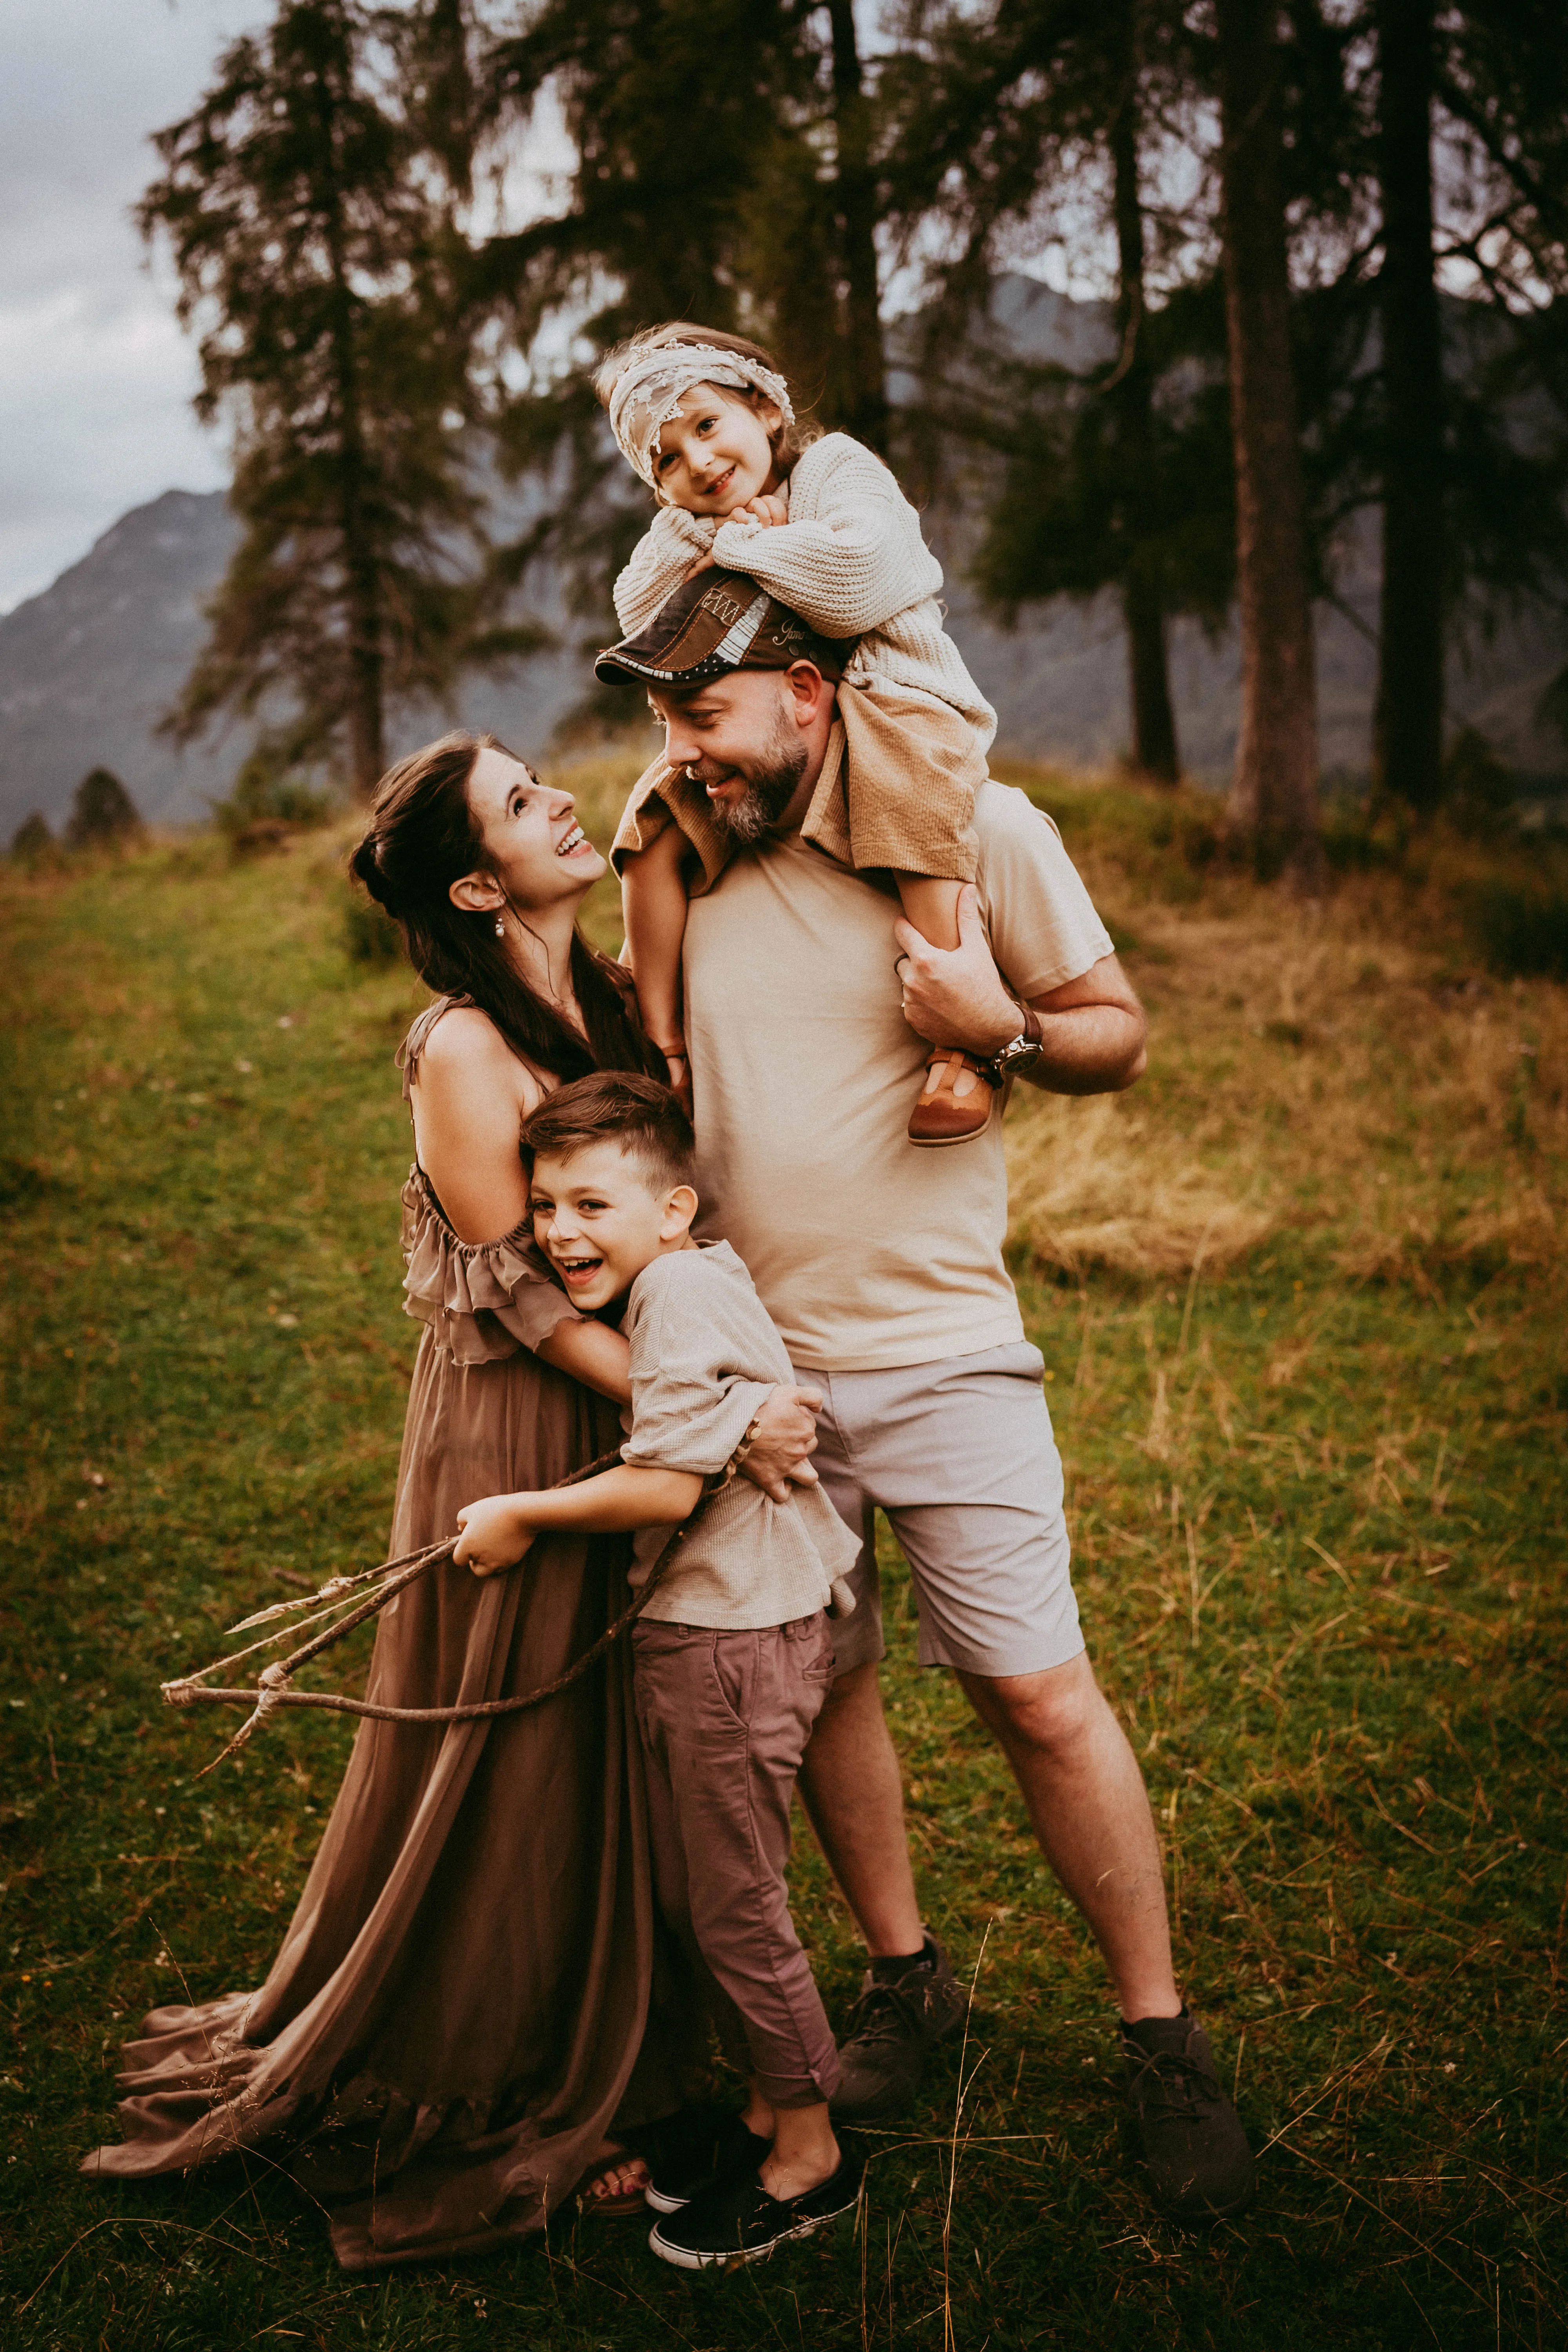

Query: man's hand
[893,884,1021,1058]
[739,1383,823,1502]
[895,886,1148,1096]
[454,1494,536,1577]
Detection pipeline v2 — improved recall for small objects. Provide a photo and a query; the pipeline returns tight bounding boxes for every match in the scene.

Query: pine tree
[140,0,497,794]
[878,0,1231,780]
[65,769,143,850]
[475,0,893,636]
[1212,0,1323,877]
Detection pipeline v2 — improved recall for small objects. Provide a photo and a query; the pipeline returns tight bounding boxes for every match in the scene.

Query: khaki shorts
[797,1343,1085,1681]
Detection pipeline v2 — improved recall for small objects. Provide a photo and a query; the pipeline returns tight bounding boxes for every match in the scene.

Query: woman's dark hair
[349,731,666,1085]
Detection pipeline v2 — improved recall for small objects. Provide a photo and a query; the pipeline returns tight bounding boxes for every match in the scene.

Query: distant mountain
[3,280,1563,839]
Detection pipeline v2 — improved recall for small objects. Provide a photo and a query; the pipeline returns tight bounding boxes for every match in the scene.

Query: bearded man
[595,571,1254,2225]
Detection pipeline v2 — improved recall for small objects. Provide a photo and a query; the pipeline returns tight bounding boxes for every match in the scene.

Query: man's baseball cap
[594,568,853,690]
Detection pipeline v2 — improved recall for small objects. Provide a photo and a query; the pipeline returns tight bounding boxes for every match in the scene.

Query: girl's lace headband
[606,344,795,488]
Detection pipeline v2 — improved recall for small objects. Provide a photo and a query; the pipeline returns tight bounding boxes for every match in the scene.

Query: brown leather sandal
[575,2148,653,2219]
[908,1047,999,1146]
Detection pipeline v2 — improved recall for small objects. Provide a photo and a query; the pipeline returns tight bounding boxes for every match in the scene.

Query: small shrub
[1444,726,1517,843]
[1321,788,1405,873]
[9,811,56,869]
[214,747,336,854]
[344,890,405,967]
[64,767,142,851]
[1461,879,1568,981]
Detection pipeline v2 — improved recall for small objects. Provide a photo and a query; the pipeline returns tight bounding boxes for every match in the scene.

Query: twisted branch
[163,1449,701,1773]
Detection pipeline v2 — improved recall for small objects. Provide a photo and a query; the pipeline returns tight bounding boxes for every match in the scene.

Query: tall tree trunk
[825,0,889,454]
[316,48,385,797]
[1373,0,1445,814]
[1108,35,1180,782]
[1214,0,1322,879]
[1123,570,1180,782]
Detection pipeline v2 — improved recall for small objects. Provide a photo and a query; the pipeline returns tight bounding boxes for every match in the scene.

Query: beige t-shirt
[621,1239,860,1628]
[684,736,1113,1372]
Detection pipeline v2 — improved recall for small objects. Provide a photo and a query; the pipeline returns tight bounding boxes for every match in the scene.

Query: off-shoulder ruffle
[400,1165,581,1365]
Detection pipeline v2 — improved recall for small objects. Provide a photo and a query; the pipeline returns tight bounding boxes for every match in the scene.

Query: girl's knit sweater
[612,432,997,752]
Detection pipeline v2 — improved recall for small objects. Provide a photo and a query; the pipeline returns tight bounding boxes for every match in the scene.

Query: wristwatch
[988,1006,1045,1078]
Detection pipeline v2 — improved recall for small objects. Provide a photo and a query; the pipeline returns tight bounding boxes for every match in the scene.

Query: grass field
[1,762,1565,2350]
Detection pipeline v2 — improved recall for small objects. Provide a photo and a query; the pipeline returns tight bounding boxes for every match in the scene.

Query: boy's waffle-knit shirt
[612,431,997,751]
[620,1239,860,1630]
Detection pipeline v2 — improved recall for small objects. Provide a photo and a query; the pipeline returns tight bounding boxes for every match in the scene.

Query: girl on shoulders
[597,322,999,1147]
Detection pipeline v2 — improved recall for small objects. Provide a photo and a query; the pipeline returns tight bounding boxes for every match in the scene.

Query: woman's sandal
[575,2147,653,2220]
[576,2101,734,2219]
[908,1047,1000,1146]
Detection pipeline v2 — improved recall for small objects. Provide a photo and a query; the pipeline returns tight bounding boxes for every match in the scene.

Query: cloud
[0,0,261,611]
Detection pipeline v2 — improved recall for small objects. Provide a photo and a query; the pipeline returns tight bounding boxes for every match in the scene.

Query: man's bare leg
[956,1651,1179,2019]
[796,1662,924,1957]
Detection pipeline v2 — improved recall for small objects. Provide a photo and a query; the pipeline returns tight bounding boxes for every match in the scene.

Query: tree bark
[1373,0,1445,814]
[1123,570,1180,782]
[1214,0,1322,879]
[1108,38,1180,782]
[825,0,889,455]
[316,51,385,796]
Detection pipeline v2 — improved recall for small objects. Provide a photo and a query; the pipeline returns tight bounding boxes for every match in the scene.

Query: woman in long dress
[82,733,807,2269]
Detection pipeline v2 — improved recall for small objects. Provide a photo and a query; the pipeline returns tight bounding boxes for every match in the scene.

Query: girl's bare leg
[894,876,991,1142]
[622,828,693,1095]
[893,873,962,953]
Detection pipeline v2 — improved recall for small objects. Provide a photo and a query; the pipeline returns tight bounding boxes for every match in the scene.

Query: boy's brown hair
[594,321,821,494]
[521,1071,697,1196]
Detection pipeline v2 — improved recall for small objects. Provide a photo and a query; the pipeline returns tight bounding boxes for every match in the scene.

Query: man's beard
[689,713,808,846]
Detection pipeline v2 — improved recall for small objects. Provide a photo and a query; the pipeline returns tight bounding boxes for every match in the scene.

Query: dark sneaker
[830,1934,970,2122]
[648,2143,864,2270]
[644,2112,773,2215]
[1121,2009,1256,2223]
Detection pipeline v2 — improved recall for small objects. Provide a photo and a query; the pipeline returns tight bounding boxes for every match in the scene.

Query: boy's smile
[529,1139,697,1312]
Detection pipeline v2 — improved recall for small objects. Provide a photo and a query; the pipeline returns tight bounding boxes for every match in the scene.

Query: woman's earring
[494,915,505,937]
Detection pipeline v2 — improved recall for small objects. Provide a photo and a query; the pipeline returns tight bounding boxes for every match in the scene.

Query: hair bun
[349,829,396,911]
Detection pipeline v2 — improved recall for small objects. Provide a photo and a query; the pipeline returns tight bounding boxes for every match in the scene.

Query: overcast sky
[0,3,278,611]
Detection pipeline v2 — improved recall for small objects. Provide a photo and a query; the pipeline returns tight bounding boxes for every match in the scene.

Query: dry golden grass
[996,776,1568,1282]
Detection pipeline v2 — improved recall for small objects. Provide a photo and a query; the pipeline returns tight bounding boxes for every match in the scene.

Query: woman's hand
[731,492,788,530]
[738,1385,822,1503]
[454,1494,537,1577]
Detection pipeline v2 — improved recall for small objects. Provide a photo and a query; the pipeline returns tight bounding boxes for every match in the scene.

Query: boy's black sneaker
[647,2142,864,2270]
[644,2112,773,2214]
[1121,2009,1256,2223]
[830,1934,969,2122]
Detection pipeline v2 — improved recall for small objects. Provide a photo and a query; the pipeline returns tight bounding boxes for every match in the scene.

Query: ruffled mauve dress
[82,1000,701,2270]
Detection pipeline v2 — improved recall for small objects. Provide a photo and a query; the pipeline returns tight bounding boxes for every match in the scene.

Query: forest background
[3,2,1568,2347]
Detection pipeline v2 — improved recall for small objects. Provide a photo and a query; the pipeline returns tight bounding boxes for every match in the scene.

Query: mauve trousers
[630,1614,842,2110]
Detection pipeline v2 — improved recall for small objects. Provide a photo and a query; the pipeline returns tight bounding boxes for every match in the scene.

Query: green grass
[2,795,1565,2349]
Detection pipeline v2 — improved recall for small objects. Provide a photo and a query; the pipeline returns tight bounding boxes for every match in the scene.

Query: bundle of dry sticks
[162,1449,706,1775]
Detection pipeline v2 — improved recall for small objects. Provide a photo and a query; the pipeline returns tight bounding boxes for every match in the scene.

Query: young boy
[454,1071,864,2270]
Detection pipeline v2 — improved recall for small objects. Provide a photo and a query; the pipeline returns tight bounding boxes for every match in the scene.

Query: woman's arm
[409,1008,535,1243]
[411,1009,637,1395]
[535,1320,633,1405]
[455,1465,704,1574]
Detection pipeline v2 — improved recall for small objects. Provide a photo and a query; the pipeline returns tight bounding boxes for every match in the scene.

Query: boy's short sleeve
[975,782,1115,1002]
[622,1258,777,1478]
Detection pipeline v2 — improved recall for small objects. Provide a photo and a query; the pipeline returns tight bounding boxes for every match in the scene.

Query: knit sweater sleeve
[708,435,943,638]
[613,507,720,633]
